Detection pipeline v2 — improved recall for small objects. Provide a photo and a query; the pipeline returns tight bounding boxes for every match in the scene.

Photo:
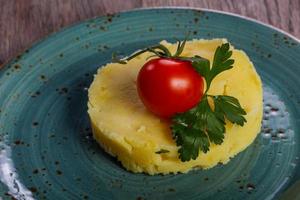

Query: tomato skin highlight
[137,58,204,118]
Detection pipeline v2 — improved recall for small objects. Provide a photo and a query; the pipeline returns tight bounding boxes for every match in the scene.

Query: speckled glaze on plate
[0,8,299,200]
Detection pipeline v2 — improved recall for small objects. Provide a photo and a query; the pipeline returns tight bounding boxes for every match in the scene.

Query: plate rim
[0,7,299,71]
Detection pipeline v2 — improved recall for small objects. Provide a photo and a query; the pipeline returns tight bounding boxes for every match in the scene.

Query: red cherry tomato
[137,58,204,118]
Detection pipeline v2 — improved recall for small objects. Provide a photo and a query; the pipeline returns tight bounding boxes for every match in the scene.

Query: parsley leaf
[171,119,209,161]
[213,95,247,126]
[172,97,224,161]
[192,43,234,92]
[171,43,247,162]
[155,149,170,154]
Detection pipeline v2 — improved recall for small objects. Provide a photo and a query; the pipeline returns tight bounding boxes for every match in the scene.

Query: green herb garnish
[171,43,246,161]
[114,40,247,162]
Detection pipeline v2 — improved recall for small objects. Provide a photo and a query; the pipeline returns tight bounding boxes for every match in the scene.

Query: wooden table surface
[0,0,299,66]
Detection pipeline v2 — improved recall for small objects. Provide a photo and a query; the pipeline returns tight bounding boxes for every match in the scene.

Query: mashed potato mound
[88,39,263,175]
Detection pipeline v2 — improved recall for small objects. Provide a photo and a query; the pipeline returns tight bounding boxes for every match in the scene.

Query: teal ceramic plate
[0,8,299,200]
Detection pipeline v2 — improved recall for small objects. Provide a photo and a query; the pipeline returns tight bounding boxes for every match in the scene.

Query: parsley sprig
[113,40,247,162]
[171,43,246,161]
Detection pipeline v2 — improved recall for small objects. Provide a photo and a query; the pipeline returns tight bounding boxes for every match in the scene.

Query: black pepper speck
[14,64,21,69]
[14,140,21,145]
[56,170,62,175]
[33,122,39,126]
[29,187,37,193]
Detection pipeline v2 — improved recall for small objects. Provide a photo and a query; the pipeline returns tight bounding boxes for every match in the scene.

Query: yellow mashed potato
[88,39,263,175]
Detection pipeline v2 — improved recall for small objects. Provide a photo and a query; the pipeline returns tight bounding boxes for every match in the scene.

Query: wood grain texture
[0,0,299,66]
